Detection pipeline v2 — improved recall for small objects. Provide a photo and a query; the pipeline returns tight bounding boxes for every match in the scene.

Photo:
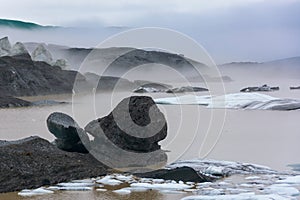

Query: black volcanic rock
[136,166,214,183]
[0,136,107,193]
[0,96,32,108]
[290,86,300,90]
[47,112,90,153]
[0,54,86,96]
[85,96,167,153]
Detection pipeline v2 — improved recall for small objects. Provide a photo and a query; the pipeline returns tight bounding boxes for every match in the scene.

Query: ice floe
[264,184,300,196]
[130,182,193,190]
[96,175,123,186]
[16,160,300,199]
[154,93,300,110]
[18,188,54,196]
[277,175,300,184]
[167,159,277,176]
[113,188,132,194]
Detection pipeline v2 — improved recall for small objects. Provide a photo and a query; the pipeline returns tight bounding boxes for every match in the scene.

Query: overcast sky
[1,0,300,63]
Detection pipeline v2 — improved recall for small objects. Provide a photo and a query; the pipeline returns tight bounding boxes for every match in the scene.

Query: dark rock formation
[0,136,107,193]
[0,53,86,96]
[46,112,90,153]
[84,72,136,91]
[85,96,167,153]
[290,86,300,90]
[0,96,32,108]
[136,166,215,182]
[240,84,279,92]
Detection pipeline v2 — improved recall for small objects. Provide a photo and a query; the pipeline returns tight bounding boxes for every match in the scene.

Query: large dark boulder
[0,136,107,193]
[136,166,215,183]
[85,96,167,153]
[46,112,90,153]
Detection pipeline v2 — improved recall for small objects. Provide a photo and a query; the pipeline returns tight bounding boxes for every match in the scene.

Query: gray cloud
[0,0,299,63]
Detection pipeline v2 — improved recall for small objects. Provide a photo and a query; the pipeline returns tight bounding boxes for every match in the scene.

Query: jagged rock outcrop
[31,44,53,64]
[10,42,29,56]
[0,54,86,96]
[0,136,108,193]
[0,37,12,57]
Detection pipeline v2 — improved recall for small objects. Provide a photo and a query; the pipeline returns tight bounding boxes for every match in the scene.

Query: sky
[1,0,300,63]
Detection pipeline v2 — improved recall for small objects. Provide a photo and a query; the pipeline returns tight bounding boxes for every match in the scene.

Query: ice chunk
[96,175,123,186]
[96,188,107,192]
[155,93,300,110]
[18,188,54,196]
[264,184,299,196]
[31,44,53,64]
[10,42,28,56]
[113,189,131,194]
[277,175,300,184]
[130,182,193,190]
[0,37,12,57]
[57,182,95,187]
[245,176,260,180]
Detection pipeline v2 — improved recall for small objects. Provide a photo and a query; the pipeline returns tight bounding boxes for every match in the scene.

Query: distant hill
[219,56,300,79]
[0,19,55,29]
[220,57,300,68]
[264,56,300,67]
